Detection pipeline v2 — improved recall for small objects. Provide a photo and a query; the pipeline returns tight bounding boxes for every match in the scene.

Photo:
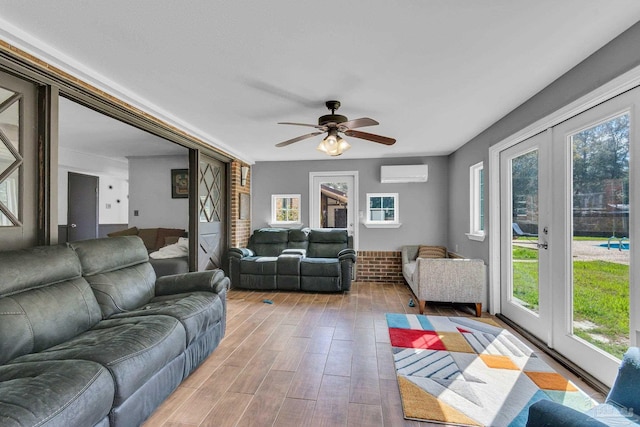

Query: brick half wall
[356,251,404,283]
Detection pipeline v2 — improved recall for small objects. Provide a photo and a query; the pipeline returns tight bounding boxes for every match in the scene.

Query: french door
[499,87,639,386]
[500,131,552,342]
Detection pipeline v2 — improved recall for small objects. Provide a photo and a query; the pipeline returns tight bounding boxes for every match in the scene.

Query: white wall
[128,155,189,229]
[58,147,129,225]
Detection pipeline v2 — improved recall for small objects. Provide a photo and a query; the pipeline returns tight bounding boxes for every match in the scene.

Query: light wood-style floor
[143,281,603,427]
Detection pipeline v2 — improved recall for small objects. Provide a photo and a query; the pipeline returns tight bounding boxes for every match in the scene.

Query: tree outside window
[271,194,301,225]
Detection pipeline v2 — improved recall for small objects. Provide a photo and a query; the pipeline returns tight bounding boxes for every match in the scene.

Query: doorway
[309,171,358,248]
[497,86,639,386]
[67,172,98,242]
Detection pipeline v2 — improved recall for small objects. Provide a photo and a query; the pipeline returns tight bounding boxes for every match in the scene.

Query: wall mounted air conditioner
[380,164,428,183]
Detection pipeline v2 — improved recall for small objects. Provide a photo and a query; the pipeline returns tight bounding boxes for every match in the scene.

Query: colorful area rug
[386,314,596,426]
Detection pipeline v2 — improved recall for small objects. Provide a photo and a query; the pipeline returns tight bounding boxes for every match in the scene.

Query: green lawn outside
[512,245,629,359]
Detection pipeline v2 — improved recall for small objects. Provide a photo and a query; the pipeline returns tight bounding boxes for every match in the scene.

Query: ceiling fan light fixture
[316,131,350,156]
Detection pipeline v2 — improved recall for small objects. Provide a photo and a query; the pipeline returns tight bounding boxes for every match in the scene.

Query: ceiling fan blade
[339,117,379,130]
[278,122,327,131]
[344,130,396,145]
[275,132,323,147]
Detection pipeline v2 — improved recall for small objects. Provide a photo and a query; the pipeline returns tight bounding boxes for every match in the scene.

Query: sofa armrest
[526,400,607,427]
[338,248,357,263]
[155,269,229,296]
[415,258,485,302]
[402,246,420,265]
[229,247,254,259]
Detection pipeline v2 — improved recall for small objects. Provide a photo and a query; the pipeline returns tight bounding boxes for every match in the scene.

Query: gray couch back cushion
[71,236,155,317]
[288,228,310,251]
[307,229,349,258]
[0,245,102,364]
[249,228,289,256]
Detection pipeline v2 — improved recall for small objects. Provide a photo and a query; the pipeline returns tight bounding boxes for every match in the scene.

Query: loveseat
[527,347,640,426]
[0,235,228,427]
[229,228,356,292]
[402,245,486,317]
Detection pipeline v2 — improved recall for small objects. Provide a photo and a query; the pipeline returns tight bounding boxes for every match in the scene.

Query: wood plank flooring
[143,282,603,427]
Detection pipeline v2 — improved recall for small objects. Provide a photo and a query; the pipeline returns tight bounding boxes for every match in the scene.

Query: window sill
[363,222,402,229]
[466,232,485,242]
[268,222,303,229]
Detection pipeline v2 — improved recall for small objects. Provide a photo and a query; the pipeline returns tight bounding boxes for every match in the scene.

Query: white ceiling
[58,98,187,161]
[1,1,640,163]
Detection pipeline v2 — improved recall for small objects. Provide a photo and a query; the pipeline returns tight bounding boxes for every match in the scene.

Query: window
[467,161,485,241]
[270,194,301,226]
[364,193,401,228]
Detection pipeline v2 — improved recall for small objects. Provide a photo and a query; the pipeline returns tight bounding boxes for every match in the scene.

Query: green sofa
[228,228,356,292]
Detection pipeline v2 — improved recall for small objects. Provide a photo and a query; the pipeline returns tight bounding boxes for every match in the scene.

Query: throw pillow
[164,235,181,246]
[137,228,159,251]
[155,228,186,250]
[107,226,138,237]
[418,245,447,259]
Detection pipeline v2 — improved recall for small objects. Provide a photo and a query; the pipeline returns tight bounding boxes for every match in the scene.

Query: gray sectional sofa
[228,228,356,292]
[0,236,228,427]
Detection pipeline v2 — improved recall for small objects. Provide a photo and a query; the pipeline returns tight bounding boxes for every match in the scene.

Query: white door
[309,171,358,248]
[498,86,639,387]
[500,131,552,342]
[548,87,638,386]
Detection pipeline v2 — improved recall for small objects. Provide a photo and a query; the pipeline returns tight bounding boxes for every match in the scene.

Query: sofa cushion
[0,277,103,364]
[0,243,103,365]
[71,236,156,317]
[287,228,310,251]
[418,245,448,259]
[0,244,82,297]
[110,292,224,346]
[249,228,289,256]
[12,315,186,406]
[107,226,139,237]
[0,360,114,427]
[307,229,349,258]
[155,228,186,251]
[300,258,341,277]
[137,228,159,250]
[71,236,149,275]
[239,257,278,275]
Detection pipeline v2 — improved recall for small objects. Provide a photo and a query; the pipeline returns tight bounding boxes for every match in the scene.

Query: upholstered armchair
[401,245,486,317]
[526,347,640,426]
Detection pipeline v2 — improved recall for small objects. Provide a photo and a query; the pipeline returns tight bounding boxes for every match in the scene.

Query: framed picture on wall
[171,169,189,198]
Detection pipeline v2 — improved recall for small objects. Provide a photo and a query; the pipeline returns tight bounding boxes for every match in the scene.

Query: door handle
[537,242,548,250]
[70,223,77,228]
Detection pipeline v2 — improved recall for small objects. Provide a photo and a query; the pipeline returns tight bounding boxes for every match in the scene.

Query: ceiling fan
[275,100,396,156]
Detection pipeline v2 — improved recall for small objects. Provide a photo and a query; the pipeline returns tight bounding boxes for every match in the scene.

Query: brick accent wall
[356,250,404,283]
[230,161,251,248]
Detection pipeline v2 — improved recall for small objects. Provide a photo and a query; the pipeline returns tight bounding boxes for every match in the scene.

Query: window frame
[363,192,401,228]
[467,161,485,241]
[270,194,302,227]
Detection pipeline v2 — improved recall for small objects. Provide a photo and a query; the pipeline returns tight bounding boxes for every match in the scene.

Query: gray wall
[252,156,449,251]
[128,155,189,230]
[447,21,640,264]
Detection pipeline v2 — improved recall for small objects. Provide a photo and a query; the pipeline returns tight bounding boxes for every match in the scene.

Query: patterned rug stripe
[386,314,596,427]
